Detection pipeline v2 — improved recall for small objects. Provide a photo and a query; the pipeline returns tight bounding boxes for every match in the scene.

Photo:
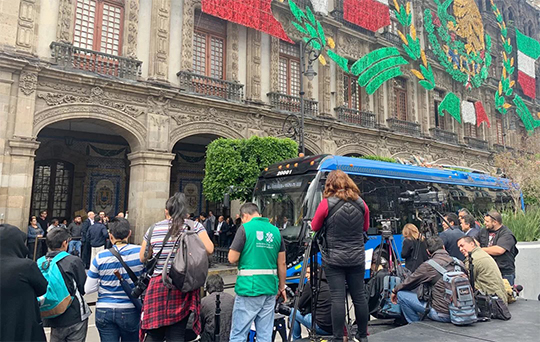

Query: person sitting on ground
[391,236,467,323]
[460,214,480,239]
[85,217,144,341]
[42,228,91,342]
[457,236,507,303]
[366,255,390,316]
[439,213,465,261]
[200,274,235,342]
[0,224,48,342]
[477,210,518,286]
[87,215,109,263]
[401,223,429,273]
[292,265,332,340]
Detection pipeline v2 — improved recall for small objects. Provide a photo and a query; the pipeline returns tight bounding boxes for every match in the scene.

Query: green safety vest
[235,217,282,297]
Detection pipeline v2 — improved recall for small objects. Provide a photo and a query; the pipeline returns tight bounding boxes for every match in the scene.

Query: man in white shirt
[281,216,289,231]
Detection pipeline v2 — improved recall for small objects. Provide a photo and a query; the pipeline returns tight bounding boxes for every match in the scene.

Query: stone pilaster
[124,0,140,58]
[246,28,262,102]
[270,37,280,92]
[57,0,75,43]
[180,0,197,71]
[148,0,171,83]
[318,62,331,116]
[127,151,175,242]
[227,22,239,81]
[14,70,38,138]
[16,0,39,54]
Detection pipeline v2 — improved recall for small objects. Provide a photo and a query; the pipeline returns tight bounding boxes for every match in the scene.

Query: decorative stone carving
[228,23,239,81]
[319,63,331,115]
[16,0,37,52]
[270,37,280,92]
[336,69,344,108]
[170,104,246,132]
[125,0,140,58]
[180,0,198,71]
[148,0,171,82]
[147,95,170,116]
[337,33,365,60]
[20,72,38,95]
[37,87,145,117]
[246,29,262,101]
[147,113,169,151]
[57,0,74,42]
[248,113,264,128]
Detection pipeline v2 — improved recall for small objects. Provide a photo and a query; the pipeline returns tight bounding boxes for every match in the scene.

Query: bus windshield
[253,173,320,242]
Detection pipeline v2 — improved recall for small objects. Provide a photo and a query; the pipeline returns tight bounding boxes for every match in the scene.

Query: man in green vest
[228,202,287,342]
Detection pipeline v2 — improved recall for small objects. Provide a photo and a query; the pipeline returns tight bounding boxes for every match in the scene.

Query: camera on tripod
[376,218,400,239]
[398,188,445,207]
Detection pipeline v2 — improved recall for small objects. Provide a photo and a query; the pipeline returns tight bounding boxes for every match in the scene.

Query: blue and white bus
[252,154,518,282]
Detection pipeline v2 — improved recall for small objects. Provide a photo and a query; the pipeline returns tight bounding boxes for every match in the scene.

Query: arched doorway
[31,119,133,222]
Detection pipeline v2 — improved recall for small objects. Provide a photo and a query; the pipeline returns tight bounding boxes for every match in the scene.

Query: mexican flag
[344,0,390,32]
[516,29,540,99]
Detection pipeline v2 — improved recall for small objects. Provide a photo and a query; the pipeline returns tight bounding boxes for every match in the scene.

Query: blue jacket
[87,222,108,247]
[439,226,465,261]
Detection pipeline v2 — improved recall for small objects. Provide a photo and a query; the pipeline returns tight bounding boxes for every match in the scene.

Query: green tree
[203,136,298,202]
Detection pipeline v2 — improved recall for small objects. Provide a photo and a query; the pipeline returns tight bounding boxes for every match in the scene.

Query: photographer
[200,275,234,342]
[291,265,332,340]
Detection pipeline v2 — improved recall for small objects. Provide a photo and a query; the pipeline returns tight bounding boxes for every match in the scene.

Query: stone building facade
[0,0,538,241]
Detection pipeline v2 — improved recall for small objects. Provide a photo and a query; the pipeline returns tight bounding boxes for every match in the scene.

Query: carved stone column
[246,29,262,102]
[270,37,280,92]
[318,63,332,116]
[227,22,239,81]
[148,0,171,83]
[16,0,39,54]
[127,151,175,242]
[14,71,38,138]
[180,0,197,71]
[57,0,76,43]
[124,0,140,58]
[336,68,344,108]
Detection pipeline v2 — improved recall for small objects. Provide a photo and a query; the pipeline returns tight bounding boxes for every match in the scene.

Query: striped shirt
[86,244,144,309]
[144,219,205,277]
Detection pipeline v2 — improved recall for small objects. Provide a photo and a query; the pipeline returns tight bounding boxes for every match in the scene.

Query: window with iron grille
[464,123,478,138]
[193,11,227,79]
[31,161,74,220]
[344,74,361,110]
[279,41,301,96]
[73,0,123,55]
[394,78,407,121]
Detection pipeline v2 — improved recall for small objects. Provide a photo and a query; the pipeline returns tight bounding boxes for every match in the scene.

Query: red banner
[344,0,390,32]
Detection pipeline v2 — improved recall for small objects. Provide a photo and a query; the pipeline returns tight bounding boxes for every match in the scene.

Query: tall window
[31,161,74,219]
[344,74,361,110]
[279,41,301,96]
[464,123,478,138]
[193,12,227,79]
[394,78,407,120]
[73,0,124,55]
[496,115,505,145]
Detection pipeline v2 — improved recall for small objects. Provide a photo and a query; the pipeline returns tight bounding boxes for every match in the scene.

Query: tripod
[372,228,404,278]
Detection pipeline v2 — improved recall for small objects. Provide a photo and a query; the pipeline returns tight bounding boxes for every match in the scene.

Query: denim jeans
[502,273,515,286]
[68,240,82,256]
[50,319,88,342]
[95,307,140,342]
[229,295,276,342]
[396,290,451,323]
[290,312,331,340]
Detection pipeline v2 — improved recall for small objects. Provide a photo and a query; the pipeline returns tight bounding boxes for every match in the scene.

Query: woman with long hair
[27,216,44,261]
[401,223,429,273]
[311,170,370,342]
[140,192,214,341]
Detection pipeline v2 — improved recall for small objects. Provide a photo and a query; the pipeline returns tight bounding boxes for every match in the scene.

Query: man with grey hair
[200,275,235,342]
[478,210,518,285]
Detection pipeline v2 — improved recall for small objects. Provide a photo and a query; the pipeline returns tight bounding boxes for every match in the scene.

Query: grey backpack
[162,220,209,292]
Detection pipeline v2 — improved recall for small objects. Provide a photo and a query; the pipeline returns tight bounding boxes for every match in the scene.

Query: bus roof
[262,154,514,190]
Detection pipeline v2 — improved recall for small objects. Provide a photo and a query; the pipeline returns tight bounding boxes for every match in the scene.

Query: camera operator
[291,265,332,340]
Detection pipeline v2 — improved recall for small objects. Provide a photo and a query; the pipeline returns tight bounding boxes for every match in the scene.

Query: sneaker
[353,334,368,342]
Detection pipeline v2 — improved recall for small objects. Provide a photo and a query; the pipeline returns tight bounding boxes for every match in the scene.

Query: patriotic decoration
[310,0,328,15]
[202,0,292,42]
[344,0,390,32]
[515,29,540,99]
[474,101,490,128]
[461,101,476,125]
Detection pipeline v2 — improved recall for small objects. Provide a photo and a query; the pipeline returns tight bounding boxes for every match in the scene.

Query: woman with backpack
[401,223,429,273]
[140,192,214,342]
[310,170,370,342]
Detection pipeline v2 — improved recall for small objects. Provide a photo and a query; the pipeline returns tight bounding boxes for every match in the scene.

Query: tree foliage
[494,134,540,208]
[203,137,299,202]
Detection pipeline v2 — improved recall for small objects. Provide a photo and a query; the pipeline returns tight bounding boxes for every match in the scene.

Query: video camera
[398,188,448,237]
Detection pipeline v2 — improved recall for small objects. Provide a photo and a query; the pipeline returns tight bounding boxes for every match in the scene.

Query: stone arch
[304,138,324,155]
[469,163,491,173]
[33,104,146,150]
[335,144,377,156]
[169,121,245,151]
[433,158,457,165]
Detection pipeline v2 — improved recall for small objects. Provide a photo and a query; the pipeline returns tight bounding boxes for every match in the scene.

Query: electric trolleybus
[252,154,519,283]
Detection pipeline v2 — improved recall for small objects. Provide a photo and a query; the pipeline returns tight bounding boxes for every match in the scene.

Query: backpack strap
[427,259,448,276]
[143,224,156,262]
[109,247,138,284]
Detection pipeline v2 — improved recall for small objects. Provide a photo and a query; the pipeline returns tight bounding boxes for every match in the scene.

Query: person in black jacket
[200,274,235,342]
[311,170,370,342]
[291,265,332,340]
[0,224,48,342]
[439,213,465,261]
[81,211,95,268]
[87,215,109,263]
[42,228,91,342]
[401,223,429,272]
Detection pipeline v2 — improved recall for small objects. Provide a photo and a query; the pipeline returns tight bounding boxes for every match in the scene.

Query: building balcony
[493,143,514,153]
[177,71,244,102]
[335,106,376,129]
[464,136,489,151]
[430,127,458,145]
[267,92,318,116]
[330,0,375,37]
[50,41,142,80]
[382,32,402,46]
[386,118,421,137]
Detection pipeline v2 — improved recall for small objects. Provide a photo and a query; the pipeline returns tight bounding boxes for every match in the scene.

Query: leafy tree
[494,134,540,209]
[203,136,298,202]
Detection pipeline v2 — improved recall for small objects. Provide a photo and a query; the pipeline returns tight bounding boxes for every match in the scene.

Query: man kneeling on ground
[391,236,467,323]
[457,236,507,303]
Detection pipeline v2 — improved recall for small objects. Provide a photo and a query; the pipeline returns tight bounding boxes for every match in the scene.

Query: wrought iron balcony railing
[386,118,421,136]
[50,41,142,80]
[430,127,458,145]
[267,92,318,116]
[330,0,375,37]
[464,136,489,151]
[177,71,244,102]
[336,107,376,128]
[382,32,402,46]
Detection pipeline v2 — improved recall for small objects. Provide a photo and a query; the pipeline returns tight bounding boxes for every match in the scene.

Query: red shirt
[311,197,370,232]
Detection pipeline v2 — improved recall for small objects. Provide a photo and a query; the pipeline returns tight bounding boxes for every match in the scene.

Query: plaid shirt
[141,276,201,333]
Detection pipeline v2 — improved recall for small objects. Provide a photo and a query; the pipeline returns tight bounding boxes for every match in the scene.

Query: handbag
[491,296,511,320]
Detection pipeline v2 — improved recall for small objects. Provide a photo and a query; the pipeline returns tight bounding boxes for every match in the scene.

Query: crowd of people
[0,169,521,342]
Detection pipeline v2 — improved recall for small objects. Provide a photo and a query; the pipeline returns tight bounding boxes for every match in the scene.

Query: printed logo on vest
[266,232,274,243]
[256,231,264,241]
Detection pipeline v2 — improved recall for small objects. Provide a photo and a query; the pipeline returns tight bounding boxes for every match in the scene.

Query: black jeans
[323,263,369,339]
[145,316,189,342]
